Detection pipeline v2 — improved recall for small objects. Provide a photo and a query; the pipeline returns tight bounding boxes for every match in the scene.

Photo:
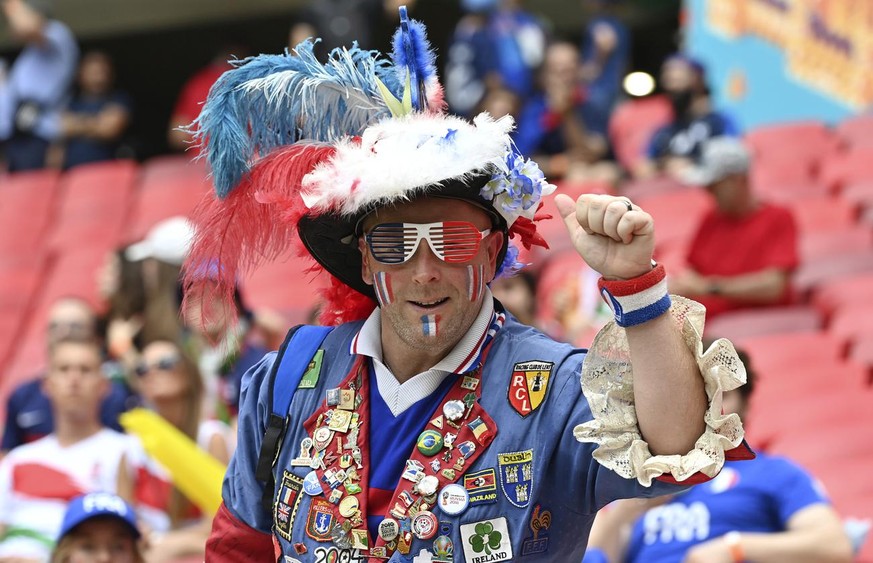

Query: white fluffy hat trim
[301,112,514,216]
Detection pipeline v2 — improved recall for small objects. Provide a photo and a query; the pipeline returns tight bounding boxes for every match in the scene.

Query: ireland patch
[497,450,533,508]
[460,517,513,563]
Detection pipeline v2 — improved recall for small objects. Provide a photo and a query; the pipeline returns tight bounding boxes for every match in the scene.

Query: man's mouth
[410,297,449,309]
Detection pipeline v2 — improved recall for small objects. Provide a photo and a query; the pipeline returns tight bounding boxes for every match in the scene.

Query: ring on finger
[623,198,633,212]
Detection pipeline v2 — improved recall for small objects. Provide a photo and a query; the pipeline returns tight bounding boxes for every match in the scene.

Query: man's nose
[408,240,442,283]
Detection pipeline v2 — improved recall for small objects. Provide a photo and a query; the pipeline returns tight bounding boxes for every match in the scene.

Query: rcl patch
[508,361,553,417]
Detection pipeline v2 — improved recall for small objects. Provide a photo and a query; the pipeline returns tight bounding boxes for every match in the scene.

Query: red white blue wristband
[598,263,671,328]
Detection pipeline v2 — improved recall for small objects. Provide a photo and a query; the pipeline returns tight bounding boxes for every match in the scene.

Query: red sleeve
[205,502,276,562]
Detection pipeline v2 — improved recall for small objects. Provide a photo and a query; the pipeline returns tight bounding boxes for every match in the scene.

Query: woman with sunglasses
[117,340,230,563]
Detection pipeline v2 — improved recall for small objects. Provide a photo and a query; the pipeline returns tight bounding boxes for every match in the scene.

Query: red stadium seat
[811,272,873,317]
[750,156,817,200]
[240,252,327,325]
[703,306,822,342]
[138,154,207,186]
[768,417,873,466]
[828,303,873,347]
[0,169,61,256]
[800,226,873,264]
[735,330,844,372]
[848,336,873,377]
[818,146,873,193]
[745,121,839,170]
[786,196,857,234]
[634,187,712,250]
[841,179,873,210]
[835,113,873,149]
[608,95,673,171]
[794,250,873,297]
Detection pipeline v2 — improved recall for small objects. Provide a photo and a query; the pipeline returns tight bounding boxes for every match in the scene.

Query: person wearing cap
[633,55,740,180]
[187,14,752,562]
[670,137,799,319]
[51,492,144,563]
[0,336,134,561]
[582,347,853,563]
[0,0,78,172]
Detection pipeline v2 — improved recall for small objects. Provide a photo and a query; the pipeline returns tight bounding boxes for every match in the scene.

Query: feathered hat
[184,7,555,326]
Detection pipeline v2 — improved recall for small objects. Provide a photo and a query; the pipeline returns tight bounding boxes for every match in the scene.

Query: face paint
[373,271,394,306]
[466,264,485,302]
[421,314,439,337]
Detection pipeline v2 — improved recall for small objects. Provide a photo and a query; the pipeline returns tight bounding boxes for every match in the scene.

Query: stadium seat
[841,179,873,211]
[634,187,711,250]
[703,306,822,342]
[620,175,687,202]
[241,252,327,325]
[126,177,210,241]
[835,113,873,149]
[794,250,873,297]
[811,272,873,318]
[735,330,845,371]
[786,196,857,234]
[768,417,873,466]
[750,155,817,198]
[848,336,873,377]
[818,146,873,193]
[745,121,839,170]
[0,169,61,256]
[828,303,873,348]
[138,154,207,186]
[608,95,673,172]
[800,226,873,264]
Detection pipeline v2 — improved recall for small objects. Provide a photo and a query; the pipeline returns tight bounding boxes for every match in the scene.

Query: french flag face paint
[466,264,485,302]
[373,271,394,306]
[421,314,439,337]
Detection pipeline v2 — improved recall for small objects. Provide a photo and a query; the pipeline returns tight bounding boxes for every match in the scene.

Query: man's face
[43,342,107,417]
[660,58,697,94]
[360,197,504,354]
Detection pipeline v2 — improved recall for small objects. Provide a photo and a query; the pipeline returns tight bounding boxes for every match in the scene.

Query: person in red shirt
[669,136,799,317]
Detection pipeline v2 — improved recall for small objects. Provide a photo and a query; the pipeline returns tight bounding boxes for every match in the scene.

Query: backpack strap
[255,324,333,512]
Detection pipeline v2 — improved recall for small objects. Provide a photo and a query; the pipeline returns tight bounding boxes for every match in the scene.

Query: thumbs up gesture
[554,193,656,280]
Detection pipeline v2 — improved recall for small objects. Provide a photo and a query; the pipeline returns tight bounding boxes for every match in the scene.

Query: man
[634,55,739,180]
[669,137,799,318]
[187,16,751,561]
[1,297,134,454]
[0,336,133,561]
[0,0,78,171]
[583,348,854,563]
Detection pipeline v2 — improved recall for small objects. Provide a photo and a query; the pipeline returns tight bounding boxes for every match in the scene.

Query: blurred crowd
[0,0,867,561]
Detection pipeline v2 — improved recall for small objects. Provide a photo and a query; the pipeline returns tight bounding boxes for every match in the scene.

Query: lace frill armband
[573,296,747,487]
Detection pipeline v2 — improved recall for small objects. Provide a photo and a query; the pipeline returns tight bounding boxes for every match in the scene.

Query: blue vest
[223,314,683,562]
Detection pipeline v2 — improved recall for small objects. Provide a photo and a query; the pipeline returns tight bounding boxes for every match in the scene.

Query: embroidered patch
[305,497,336,542]
[460,517,513,563]
[497,450,533,508]
[298,349,324,389]
[508,361,553,417]
[312,546,367,562]
[520,503,552,556]
[464,468,498,506]
[274,471,304,541]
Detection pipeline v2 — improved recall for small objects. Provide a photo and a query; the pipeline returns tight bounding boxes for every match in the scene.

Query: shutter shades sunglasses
[365,221,491,264]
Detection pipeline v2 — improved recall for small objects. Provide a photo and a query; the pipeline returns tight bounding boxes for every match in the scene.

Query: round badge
[303,471,323,496]
[313,427,334,451]
[411,510,438,540]
[338,496,359,517]
[443,400,465,421]
[378,517,399,541]
[437,483,469,516]
[417,475,440,497]
[416,429,444,457]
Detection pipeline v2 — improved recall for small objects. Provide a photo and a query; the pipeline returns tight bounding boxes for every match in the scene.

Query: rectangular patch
[464,468,497,506]
[274,471,304,541]
[298,349,324,389]
[460,516,513,563]
[520,503,552,556]
[497,450,533,508]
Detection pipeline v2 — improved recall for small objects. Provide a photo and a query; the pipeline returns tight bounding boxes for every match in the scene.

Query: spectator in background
[445,0,547,116]
[51,492,144,563]
[669,137,799,318]
[51,50,132,170]
[1,297,136,455]
[118,340,229,563]
[166,45,248,153]
[0,336,133,562]
[288,0,400,58]
[583,347,854,563]
[98,244,147,375]
[514,41,617,183]
[0,0,78,172]
[579,0,630,138]
[634,55,740,180]
[490,270,537,326]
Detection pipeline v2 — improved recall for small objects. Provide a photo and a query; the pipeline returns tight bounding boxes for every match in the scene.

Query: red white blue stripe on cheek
[467,264,484,302]
[373,272,394,306]
[421,314,439,337]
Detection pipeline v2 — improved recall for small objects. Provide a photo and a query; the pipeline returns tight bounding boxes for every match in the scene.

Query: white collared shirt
[350,288,495,416]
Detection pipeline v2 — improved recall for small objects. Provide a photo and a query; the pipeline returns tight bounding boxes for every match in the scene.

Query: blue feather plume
[192,40,402,198]
[392,7,438,111]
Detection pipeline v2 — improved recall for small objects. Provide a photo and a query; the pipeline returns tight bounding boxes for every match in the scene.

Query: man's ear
[359,238,374,286]
[485,230,506,281]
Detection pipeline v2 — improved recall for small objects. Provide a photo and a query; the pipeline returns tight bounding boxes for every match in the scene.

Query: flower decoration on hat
[184,6,555,326]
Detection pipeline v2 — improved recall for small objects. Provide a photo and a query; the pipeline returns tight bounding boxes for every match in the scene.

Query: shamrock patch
[460,517,513,563]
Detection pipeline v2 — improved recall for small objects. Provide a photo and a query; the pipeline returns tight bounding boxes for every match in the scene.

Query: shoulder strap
[255,324,333,512]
